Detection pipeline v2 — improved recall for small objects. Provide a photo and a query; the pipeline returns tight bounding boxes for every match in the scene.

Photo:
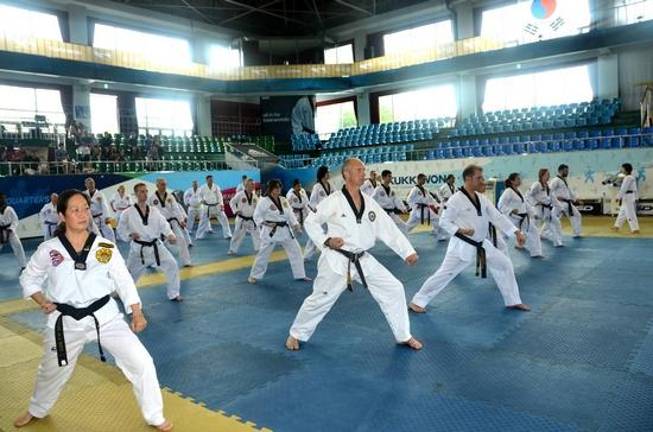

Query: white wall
[617,45,653,111]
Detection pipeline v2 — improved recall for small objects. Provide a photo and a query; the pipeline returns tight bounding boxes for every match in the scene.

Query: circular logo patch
[153,199,159,205]
[49,250,64,267]
[96,248,113,264]
[368,211,376,222]
[319,191,325,197]
[242,197,247,203]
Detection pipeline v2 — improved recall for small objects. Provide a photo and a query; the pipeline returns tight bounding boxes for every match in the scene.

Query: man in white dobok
[409,165,531,314]
[196,175,232,240]
[286,158,423,351]
[550,164,582,237]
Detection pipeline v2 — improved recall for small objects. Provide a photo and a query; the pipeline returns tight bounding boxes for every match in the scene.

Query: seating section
[425,127,652,160]
[291,133,321,152]
[452,99,620,137]
[312,144,415,167]
[279,153,310,168]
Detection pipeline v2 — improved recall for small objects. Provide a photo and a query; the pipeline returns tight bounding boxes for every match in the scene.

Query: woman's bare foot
[611,226,619,232]
[155,420,173,431]
[400,337,423,350]
[298,277,312,282]
[408,303,426,313]
[285,335,300,351]
[247,277,256,284]
[14,412,36,428]
[507,303,531,311]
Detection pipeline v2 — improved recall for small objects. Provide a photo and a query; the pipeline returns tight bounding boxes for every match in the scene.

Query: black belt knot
[54,295,111,367]
[134,239,161,266]
[0,223,10,244]
[334,249,367,292]
[266,221,292,238]
[454,233,487,278]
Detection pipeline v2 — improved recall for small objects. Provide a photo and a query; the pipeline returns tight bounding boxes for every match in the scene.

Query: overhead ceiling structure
[108,0,433,37]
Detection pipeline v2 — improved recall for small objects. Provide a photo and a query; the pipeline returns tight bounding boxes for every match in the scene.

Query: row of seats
[311,144,415,167]
[84,158,227,173]
[324,130,434,149]
[469,99,620,122]
[291,133,321,152]
[279,153,310,168]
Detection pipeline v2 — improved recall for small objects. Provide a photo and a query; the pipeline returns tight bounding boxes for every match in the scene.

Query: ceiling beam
[334,0,373,16]
[178,0,216,24]
[220,0,310,27]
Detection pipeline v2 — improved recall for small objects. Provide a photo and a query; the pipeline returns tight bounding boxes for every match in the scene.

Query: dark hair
[462,165,482,180]
[206,175,213,180]
[558,164,568,172]
[54,189,91,236]
[242,175,248,180]
[292,179,301,187]
[417,173,426,182]
[622,163,633,174]
[133,182,146,193]
[446,174,455,182]
[505,172,520,188]
[266,179,282,195]
[0,192,5,201]
[317,165,329,182]
[538,168,549,183]
[381,170,392,178]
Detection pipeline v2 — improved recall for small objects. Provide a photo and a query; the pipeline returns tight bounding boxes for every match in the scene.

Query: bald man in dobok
[410,165,530,313]
[286,158,423,351]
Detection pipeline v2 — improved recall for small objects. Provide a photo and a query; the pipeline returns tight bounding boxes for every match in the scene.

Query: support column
[353,31,366,62]
[72,83,91,129]
[67,4,89,45]
[455,3,475,40]
[597,53,619,100]
[356,91,371,125]
[458,73,477,119]
[196,95,212,136]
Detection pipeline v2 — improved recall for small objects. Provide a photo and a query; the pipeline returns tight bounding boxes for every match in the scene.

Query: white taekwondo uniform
[286,187,310,227]
[527,181,563,247]
[19,234,167,427]
[84,189,116,242]
[361,178,378,196]
[249,195,306,280]
[411,188,524,309]
[196,183,232,239]
[228,190,260,254]
[372,184,408,232]
[289,187,416,343]
[117,204,181,299]
[39,202,59,241]
[183,186,202,235]
[109,192,132,227]
[405,184,441,235]
[148,191,192,266]
[436,182,457,240]
[304,180,333,260]
[550,175,582,236]
[497,186,543,257]
[0,205,27,267]
[614,174,640,232]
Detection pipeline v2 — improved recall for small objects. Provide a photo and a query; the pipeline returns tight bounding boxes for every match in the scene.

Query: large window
[315,101,357,136]
[324,44,354,64]
[481,0,591,45]
[0,85,65,131]
[615,0,653,25]
[482,64,594,112]
[208,44,242,71]
[379,84,457,123]
[135,97,193,136]
[0,4,62,41]
[383,21,453,56]
[90,93,119,134]
[93,23,192,67]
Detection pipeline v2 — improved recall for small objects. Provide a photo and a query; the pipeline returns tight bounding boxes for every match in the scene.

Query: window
[93,23,192,67]
[315,101,357,136]
[379,84,457,123]
[324,44,354,64]
[0,4,62,41]
[615,0,653,25]
[90,93,119,134]
[482,64,594,112]
[0,85,66,131]
[135,97,193,136]
[208,44,242,71]
[481,0,590,45]
[383,21,453,56]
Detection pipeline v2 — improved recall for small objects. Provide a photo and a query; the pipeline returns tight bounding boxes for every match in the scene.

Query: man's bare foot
[227,250,236,255]
[155,420,173,431]
[531,255,545,259]
[247,277,256,284]
[14,412,36,428]
[611,226,619,232]
[170,296,183,302]
[633,230,640,234]
[285,335,300,351]
[400,337,423,350]
[507,303,531,312]
[298,277,312,282]
[408,303,426,313]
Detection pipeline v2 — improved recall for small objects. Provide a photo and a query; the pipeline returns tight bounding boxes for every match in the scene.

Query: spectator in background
[99,132,113,147]
[54,143,70,174]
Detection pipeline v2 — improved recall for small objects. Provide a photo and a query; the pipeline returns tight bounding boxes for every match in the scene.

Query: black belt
[516,212,529,231]
[384,208,402,215]
[134,239,161,266]
[45,221,58,237]
[205,203,218,217]
[625,191,634,194]
[293,208,305,225]
[489,223,497,248]
[237,214,256,227]
[167,217,180,226]
[0,223,11,244]
[537,203,553,221]
[266,221,293,239]
[92,213,103,219]
[54,295,110,367]
[334,249,367,292]
[454,232,487,278]
[416,203,430,225]
[560,199,574,215]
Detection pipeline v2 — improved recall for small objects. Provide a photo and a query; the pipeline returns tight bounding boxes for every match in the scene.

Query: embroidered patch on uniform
[96,248,112,264]
[368,211,376,222]
[49,250,64,266]
[319,191,325,197]
[153,199,159,205]
[241,198,247,203]
[98,242,114,248]
[283,201,289,208]
[380,191,386,197]
[269,204,276,210]
[292,198,298,203]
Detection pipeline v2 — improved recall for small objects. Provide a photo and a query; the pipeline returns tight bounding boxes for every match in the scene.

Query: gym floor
[0,216,652,432]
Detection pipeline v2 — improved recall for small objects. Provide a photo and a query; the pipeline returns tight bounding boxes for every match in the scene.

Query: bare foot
[633,230,640,234]
[285,335,300,351]
[247,277,256,284]
[14,412,36,428]
[507,303,531,312]
[400,337,423,350]
[298,277,312,282]
[155,420,173,431]
[408,303,426,313]
[170,296,183,302]
[611,226,619,232]
[531,255,545,259]
[227,250,236,255]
